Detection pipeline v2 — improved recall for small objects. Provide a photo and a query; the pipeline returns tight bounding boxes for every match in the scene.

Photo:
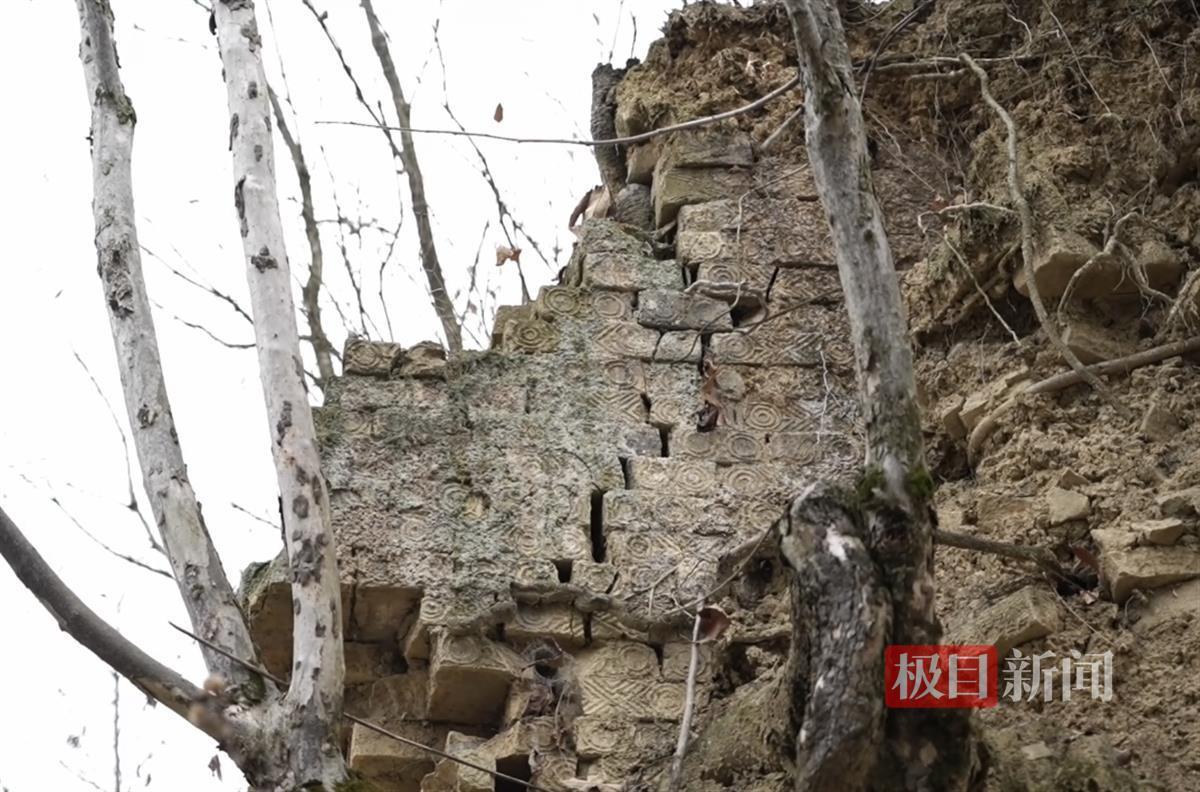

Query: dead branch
[0,506,211,733]
[319,74,800,148]
[666,603,704,792]
[73,0,259,687]
[967,335,1200,464]
[268,85,336,386]
[141,244,254,325]
[362,0,464,353]
[1055,211,1135,318]
[933,527,1074,583]
[70,351,163,555]
[961,53,1130,419]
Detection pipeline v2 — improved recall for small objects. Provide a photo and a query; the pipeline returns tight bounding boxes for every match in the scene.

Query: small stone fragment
[1092,528,1200,602]
[946,585,1061,657]
[1139,400,1183,442]
[1136,518,1186,547]
[1047,486,1089,525]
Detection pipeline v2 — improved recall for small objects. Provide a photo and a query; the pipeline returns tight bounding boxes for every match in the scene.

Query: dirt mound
[617,1,1200,789]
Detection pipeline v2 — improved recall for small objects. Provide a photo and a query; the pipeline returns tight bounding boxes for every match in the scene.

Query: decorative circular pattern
[714,334,755,363]
[614,643,657,675]
[584,725,620,754]
[722,466,765,497]
[742,401,783,432]
[420,595,449,624]
[443,635,484,664]
[677,431,715,458]
[650,684,685,715]
[507,320,559,353]
[680,231,722,262]
[603,360,640,388]
[674,464,710,492]
[725,431,764,462]
[591,291,629,320]
[541,287,582,317]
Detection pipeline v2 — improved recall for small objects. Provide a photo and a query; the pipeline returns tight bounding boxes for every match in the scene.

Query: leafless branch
[268,85,336,386]
[362,0,464,353]
[71,351,164,555]
[318,74,801,148]
[667,603,703,792]
[140,244,254,325]
[961,53,1129,418]
[0,505,210,730]
[968,335,1200,464]
[933,527,1074,583]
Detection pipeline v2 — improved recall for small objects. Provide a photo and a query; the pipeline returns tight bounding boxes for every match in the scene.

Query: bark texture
[780,1,978,788]
[362,0,463,354]
[75,0,259,689]
[213,0,346,787]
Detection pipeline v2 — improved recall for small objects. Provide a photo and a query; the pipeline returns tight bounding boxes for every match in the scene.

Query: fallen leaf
[493,102,504,123]
[697,605,731,642]
[208,754,222,780]
[495,245,522,267]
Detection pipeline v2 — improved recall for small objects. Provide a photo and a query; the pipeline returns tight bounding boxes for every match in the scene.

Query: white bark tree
[777,1,978,789]
[0,2,349,789]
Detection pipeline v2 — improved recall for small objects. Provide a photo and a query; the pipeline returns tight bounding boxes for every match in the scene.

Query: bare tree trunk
[212,1,346,787]
[778,1,978,789]
[74,0,259,690]
[361,0,463,354]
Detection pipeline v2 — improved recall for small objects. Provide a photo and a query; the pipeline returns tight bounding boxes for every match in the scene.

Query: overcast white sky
[0,1,676,788]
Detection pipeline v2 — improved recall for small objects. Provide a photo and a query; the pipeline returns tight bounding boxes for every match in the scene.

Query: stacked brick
[240,127,861,791]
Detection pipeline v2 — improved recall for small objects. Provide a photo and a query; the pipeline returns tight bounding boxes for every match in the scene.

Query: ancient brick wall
[241,124,864,790]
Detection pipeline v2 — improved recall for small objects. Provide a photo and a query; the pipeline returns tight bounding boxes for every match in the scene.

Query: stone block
[1140,400,1183,442]
[717,463,806,500]
[490,304,535,348]
[661,641,716,683]
[584,320,661,360]
[1157,487,1200,517]
[344,642,397,685]
[691,260,772,306]
[575,642,694,721]
[636,289,732,331]
[1092,528,1200,602]
[534,286,634,323]
[1046,486,1089,525]
[352,585,423,642]
[676,196,829,268]
[653,165,753,227]
[672,427,770,464]
[709,306,852,368]
[1015,228,1183,299]
[343,339,403,376]
[626,458,718,495]
[1135,518,1186,546]
[947,586,1062,657]
[645,363,702,428]
[658,129,754,170]
[428,633,521,724]
[347,719,442,789]
[582,252,683,292]
[654,331,704,364]
[395,341,445,379]
[767,432,859,479]
[506,603,587,647]
[499,318,560,354]
[367,672,430,723]
[419,732,492,792]
[626,141,660,185]
[1061,319,1132,364]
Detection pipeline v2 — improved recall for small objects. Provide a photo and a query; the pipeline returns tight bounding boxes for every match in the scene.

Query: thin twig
[961,53,1128,418]
[319,75,801,147]
[933,527,1072,583]
[667,603,703,792]
[71,351,164,555]
[169,623,551,792]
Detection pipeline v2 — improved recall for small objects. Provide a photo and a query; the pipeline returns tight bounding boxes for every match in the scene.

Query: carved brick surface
[636,288,732,331]
[645,363,703,428]
[343,339,404,376]
[653,165,753,227]
[626,458,718,495]
[672,426,770,464]
[582,252,683,292]
[710,305,853,368]
[535,285,635,322]
[428,633,521,725]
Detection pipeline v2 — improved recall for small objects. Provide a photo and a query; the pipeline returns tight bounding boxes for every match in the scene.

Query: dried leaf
[697,605,731,642]
[695,360,724,432]
[207,754,222,781]
[495,245,522,267]
[493,102,504,123]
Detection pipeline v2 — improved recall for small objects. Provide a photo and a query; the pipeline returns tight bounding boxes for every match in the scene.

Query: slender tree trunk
[74,0,259,689]
[778,1,978,789]
[212,0,346,786]
[361,0,463,354]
